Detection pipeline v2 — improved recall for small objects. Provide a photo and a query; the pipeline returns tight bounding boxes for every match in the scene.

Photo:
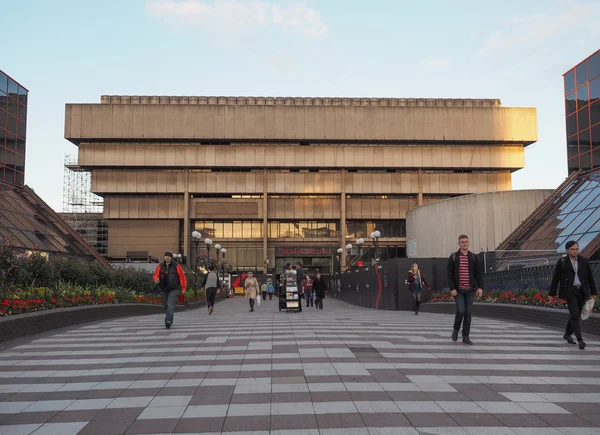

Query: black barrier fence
[324,257,448,311]
[322,257,600,311]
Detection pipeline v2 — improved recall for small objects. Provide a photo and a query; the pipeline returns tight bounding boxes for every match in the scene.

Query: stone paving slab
[1,296,600,434]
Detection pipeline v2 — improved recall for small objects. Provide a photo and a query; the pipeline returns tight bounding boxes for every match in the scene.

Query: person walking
[447,235,483,345]
[203,265,220,315]
[261,281,268,302]
[406,263,431,315]
[152,251,187,329]
[303,275,314,308]
[313,273,327,309]
[245,271,260,312]
[295,262,304,312]
[548,240,597,349]
[267,279,275,300]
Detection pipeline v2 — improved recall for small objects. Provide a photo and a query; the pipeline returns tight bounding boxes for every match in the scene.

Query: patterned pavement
[1,296,600,435]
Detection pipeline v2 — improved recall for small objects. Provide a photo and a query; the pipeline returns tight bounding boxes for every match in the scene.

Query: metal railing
[483,261,600,292]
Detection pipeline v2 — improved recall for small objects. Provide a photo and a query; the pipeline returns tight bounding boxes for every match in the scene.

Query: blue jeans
[453,289,475,336]
[162,289,178,324]
[305,291,314,307]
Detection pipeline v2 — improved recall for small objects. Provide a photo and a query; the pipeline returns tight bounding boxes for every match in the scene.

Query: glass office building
[498,49,600,263]
[0,70,27,186]
[565,49,600,172]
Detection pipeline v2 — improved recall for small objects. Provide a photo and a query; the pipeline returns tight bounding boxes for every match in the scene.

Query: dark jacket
[313,277,327,299]
[296,268,305,291]
[447,250,484,291]
[153,261,187,292]
[406,270,430,292]
[549,255,597,300]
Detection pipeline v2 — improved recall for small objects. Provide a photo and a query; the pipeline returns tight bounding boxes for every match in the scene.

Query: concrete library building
[64,96,537,274]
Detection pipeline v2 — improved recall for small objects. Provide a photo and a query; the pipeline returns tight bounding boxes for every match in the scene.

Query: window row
[0,95,27,121]
[268,221,339,239]
[564,51,600,94]
[346,220,406,238]
[194,221,263,239]
[0,72,27,105]
[0,111,26,139]
[0,151,25,172]
[0,137,25,156]
[566,76,600,115]
[567,102,600,138]
[0,167,25,186]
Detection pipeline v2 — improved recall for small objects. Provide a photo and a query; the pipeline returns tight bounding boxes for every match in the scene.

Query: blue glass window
[565,70,575,94]
[576,61,588,87]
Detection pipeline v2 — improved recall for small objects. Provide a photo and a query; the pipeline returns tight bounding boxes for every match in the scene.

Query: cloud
[479,0,600,57]
[145,0,329,39]
[421,56,453,69]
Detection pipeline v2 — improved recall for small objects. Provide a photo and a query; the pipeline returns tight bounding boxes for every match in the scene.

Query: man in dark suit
[549,240,598,349]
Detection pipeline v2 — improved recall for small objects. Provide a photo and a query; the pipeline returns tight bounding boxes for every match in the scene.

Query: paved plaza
[1,297,600,435]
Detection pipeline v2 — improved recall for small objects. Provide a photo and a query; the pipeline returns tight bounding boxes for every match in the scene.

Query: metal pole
[194,241,199,298]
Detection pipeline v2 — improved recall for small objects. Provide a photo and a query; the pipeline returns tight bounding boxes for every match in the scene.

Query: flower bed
[431,288,600,310]
[1,289,206,317]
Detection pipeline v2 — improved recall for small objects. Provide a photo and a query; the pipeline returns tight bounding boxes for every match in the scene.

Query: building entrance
[274,246,336,276]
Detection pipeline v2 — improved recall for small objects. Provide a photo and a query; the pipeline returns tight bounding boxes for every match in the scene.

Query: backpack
[267,284,274,293]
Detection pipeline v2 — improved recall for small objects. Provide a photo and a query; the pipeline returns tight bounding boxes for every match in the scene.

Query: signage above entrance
[276,247,332,257]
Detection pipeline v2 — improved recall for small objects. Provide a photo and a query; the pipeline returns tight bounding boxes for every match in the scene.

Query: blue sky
[2,0,600,211]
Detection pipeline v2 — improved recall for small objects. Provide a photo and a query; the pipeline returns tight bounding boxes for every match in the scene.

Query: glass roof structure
[498,169,600,260]
[0,180,106,262]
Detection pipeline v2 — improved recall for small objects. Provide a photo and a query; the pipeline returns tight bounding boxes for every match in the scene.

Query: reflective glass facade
[565,49,600,171]
[0,70,27,186]
[0,182,105,261]
[502,170,600,258]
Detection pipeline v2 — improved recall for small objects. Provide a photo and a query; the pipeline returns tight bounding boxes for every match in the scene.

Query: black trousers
[249,298,255,310]
[206,288,217,308]
[315,297,323,309]
[566,287,586,339]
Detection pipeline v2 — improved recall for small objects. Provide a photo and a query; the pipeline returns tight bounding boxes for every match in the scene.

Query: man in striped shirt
[447,234,484,345]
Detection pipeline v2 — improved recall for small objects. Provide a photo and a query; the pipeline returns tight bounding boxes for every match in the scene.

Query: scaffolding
[62,155,108,257]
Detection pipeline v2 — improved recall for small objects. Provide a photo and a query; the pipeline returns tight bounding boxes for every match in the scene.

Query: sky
[2,0,600,211]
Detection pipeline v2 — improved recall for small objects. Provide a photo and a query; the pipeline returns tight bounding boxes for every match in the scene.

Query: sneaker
[462,336,473,345]
[578,339,586,350]
[208,306,213,315]
[165,321,171,329]
[451,330,458,342]
[563,334,576,345]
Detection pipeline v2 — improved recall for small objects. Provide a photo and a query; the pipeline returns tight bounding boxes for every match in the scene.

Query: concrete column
[263,170,268,273]
[340,169,347,271]
[417,169,424,206]
[183,170,190,260]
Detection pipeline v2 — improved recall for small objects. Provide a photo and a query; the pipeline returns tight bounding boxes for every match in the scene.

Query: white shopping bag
[581,298,595,320]
[256,294,261,306]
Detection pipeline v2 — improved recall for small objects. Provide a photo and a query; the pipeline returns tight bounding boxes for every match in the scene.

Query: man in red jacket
[153,251,187,329]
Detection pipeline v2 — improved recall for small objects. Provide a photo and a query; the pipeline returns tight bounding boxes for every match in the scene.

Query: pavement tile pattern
[1,296,600,434]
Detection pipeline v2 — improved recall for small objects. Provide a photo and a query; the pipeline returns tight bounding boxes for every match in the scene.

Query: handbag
[256,294,261,305]
[581,298,595,320]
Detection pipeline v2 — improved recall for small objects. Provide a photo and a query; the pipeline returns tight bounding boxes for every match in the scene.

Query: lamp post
[214,244,221,263]
[369,230,381,263]
[191,231,202,296]
[177,253,182,264]
[336,247,343,292]
[345,243,352,271]
[205,238,213,261]
[356,238,364,267]
[221,248,227,293]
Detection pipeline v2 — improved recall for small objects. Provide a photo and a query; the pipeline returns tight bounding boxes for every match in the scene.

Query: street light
[370,230,381,263]
[356,238,364,267]
[214,243,221,263]
[220,248,227,293]
[176,253,182,264]
[205,238,213,260]
[345,243,352,271]
[191,231,202,295]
